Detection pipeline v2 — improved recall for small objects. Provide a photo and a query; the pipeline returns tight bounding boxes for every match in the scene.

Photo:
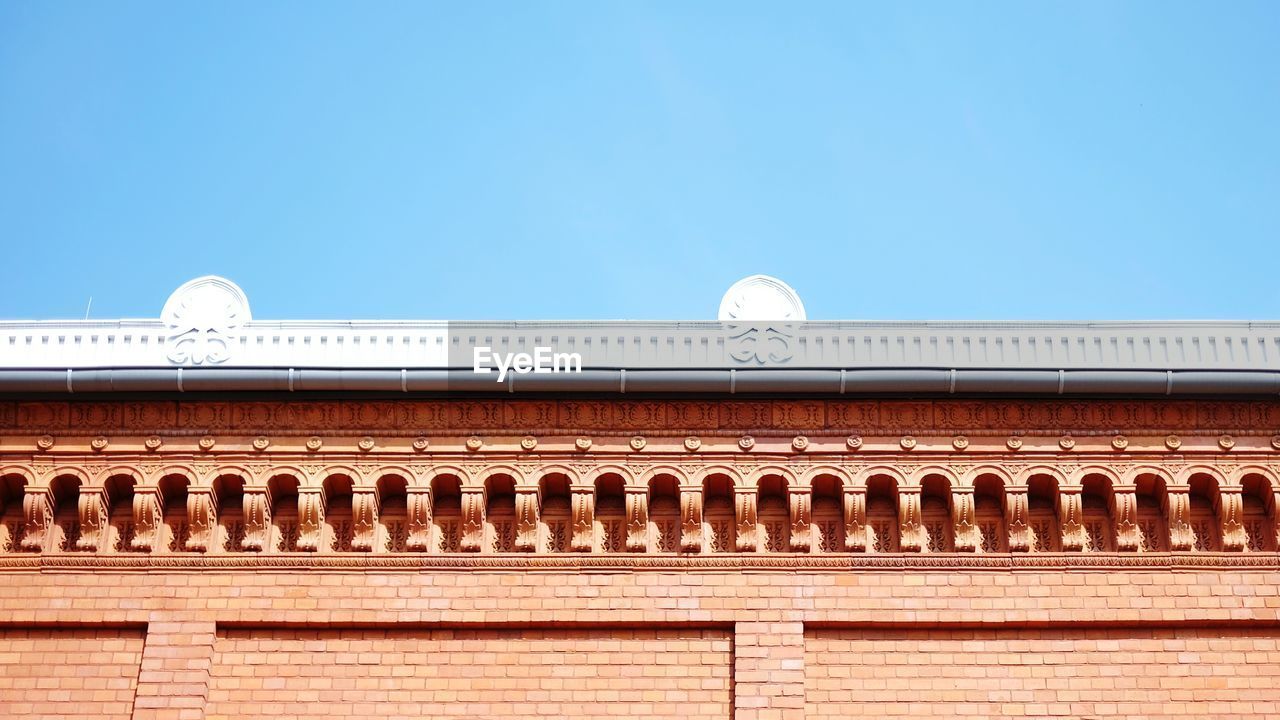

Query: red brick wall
[2,567,1280,718]
[0,627,144,720]
[206,627,731,720]
[806,626,1280,718]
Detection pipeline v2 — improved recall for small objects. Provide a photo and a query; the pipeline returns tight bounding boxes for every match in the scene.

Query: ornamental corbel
[130,485,165,552]
[405,486,433,551]
[515,484,541,552]
[296,486,327,552]
[350,484,380,552]
[1005,485,1030,553]
[897,486,924,552]
[842,486,867,552]
[1057,484,1086,552]
[788,486,812,552]
[1217,485,1247,551]
[1111,484,1140,552]
[951,485,978,553]
[569,483,595,552]
[624,484,649,552]
[76,485,110,552]
[1163,484,1194,551]
[679,483,703,553]
[241,484,272,552]
[186,486,219,552]
[733,486,758,552]
[20,486,54,552]
[460,486,486,552]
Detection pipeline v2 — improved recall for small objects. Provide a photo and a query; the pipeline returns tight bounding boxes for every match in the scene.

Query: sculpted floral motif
[162,275,250,366]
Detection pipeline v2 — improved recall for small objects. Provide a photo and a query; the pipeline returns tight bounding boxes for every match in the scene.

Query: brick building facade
[2,276,1280,719]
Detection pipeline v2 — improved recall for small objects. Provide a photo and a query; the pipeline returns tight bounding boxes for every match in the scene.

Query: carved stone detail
[186,488,218,553]
[460,488,485,553]
[789,488,812,552]
[562,483,590,553]
[625,484,648,553]
[20,488,53,552]
[1164,484,1194,551]
[898,487,924,552]
[1218,486,1247,552]
[297,488,326,552]
[76,486,110,552]
[680,484,703,553]
[406,487,432,552]
[1006,485,1030,553]
[351,485,379,552]
[516,485,540,552]
[1058,484,1086,552]
[951,486,978,553]
[241,486,272,552]
[1111,484,1140,552]
[131,486,165,552]
[842,487,867,552]
[734,487,758,552]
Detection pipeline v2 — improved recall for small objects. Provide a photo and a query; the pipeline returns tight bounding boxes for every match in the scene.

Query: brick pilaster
[734,621,805,720]
[132,618,216,720]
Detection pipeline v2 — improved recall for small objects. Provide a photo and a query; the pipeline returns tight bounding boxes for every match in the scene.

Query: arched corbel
[76,484,110,552]
[20,486,53,553]
[296,485,327,552]
[624,483,649,553]
[515,483,541,552]
[1057,483,1086,552]
[733,484,758,553]
[350,482,380,552]
[842,480,867,552]
[1217,482,1247,552]
[680,482,703,553]
[460,485,486,552]
[569,483,594,553]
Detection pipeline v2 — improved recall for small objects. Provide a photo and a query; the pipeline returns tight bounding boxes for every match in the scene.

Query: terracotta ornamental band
[3,276,1280,719]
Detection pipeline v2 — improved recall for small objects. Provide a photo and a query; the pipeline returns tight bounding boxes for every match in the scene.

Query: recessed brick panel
[806,626,1280,718]
[0,627,144,720]
[206,626,731,720]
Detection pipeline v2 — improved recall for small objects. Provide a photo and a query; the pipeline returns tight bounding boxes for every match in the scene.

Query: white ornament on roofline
[717,274,806,321]
[161,275,251,365]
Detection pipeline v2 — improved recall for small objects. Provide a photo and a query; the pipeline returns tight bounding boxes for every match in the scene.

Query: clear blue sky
[1,2,1277,321]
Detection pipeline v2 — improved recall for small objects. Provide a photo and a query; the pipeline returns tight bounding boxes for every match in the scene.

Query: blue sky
[1,2,1277,321]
